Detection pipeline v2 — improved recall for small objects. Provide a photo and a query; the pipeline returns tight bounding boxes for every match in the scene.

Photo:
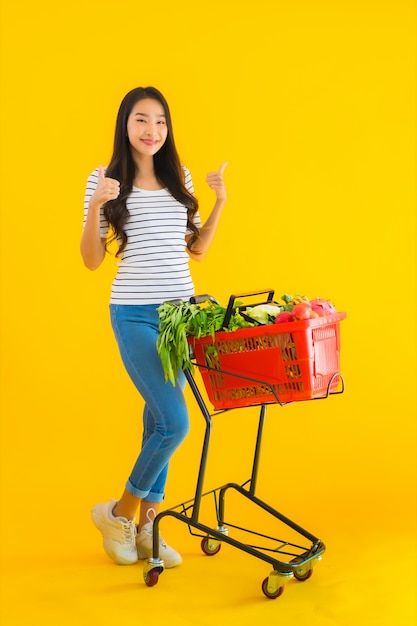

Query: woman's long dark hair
[103,86,199,256]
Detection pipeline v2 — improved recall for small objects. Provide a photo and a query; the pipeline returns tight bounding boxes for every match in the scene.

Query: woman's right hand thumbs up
[92,165,121,206]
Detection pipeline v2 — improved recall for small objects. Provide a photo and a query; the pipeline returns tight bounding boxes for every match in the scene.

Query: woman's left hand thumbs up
[206,162,228,202]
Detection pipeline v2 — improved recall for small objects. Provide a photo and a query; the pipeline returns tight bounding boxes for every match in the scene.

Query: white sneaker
[91,501,138,565]
[136,521,182,568]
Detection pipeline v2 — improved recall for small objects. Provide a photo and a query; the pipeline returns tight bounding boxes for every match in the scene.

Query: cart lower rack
[143,293,346,599]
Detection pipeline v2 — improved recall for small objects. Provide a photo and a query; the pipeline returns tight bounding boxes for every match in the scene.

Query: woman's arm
[80,166,120,270]
[186,162,228,262]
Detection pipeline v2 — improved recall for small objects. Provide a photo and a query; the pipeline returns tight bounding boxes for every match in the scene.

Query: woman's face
[126,98,168,159]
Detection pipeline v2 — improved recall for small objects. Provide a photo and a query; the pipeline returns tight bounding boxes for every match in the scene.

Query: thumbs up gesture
[206,162,228,202]
[91,165,121,206]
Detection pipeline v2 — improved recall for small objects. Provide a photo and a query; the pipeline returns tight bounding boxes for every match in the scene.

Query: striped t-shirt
[83,166,201,305]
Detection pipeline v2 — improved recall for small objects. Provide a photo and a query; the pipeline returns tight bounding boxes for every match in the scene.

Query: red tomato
[292,302,312,320]
[275,311,294,324]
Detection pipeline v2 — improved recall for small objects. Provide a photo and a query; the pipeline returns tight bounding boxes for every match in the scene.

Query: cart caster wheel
[261,577,284,599]
[201,536,222,556]
[294,567,313,582]
[143,559,164,587]
[144,567,160,587]
[290,556,316,582]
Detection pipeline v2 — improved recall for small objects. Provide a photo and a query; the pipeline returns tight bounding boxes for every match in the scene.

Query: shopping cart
[143,289,346,599]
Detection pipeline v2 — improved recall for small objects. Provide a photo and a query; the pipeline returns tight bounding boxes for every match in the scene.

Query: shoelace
[120,519,136,545]
[146,508,156,524]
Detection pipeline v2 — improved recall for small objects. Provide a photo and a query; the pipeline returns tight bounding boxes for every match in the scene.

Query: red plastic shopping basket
[188,312,346,409]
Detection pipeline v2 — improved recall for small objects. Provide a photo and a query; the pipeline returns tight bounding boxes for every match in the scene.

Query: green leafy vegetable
[156,300,254,385]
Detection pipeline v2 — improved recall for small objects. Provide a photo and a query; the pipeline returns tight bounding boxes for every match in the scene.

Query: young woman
[80,86,227,567]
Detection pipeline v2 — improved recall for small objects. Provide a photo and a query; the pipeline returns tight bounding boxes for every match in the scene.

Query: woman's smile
[126,98,168,158]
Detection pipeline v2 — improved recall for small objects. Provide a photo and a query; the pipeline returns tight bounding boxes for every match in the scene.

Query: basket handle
[222,288,275,329]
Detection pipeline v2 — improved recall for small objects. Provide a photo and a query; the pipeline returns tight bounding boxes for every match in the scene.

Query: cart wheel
[261,577,284,599]
[294,567,313,582]
[144,568,160,587]
[201,537,222,556]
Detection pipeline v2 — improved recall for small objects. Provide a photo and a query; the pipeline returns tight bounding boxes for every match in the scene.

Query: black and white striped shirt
[83,167,201,305]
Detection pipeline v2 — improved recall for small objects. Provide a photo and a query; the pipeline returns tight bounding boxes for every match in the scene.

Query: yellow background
[0,0,416,624]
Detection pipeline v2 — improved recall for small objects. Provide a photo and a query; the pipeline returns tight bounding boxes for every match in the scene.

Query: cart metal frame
[143,358,344,598]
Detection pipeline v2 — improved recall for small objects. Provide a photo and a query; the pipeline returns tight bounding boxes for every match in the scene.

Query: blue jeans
[110,304,190,503]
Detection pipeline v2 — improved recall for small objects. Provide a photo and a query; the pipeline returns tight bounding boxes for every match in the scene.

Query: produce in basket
[309,297,337,315]
[275,295,338,323]
[244,304,282,324]
[156,300,254,385]
[156,293,339,384]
